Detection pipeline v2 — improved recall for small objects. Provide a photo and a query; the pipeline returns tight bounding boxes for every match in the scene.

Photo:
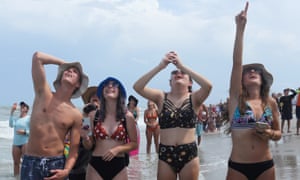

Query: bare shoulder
[267,97,278,110]
[155,91,166,112]
[268,96,276,103]
[61,103,82,125]
[71,105,83,120]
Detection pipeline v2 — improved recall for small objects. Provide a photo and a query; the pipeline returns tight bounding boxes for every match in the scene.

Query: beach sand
[1,121,300,180]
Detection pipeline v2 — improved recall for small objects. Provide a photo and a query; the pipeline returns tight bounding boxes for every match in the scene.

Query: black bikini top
[159,93,197,129]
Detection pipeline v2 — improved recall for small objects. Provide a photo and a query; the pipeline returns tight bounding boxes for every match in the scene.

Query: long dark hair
[97,92,127,122]
[96,77,127,122]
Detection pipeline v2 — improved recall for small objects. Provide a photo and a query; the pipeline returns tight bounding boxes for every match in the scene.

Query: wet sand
[1,122,299,180]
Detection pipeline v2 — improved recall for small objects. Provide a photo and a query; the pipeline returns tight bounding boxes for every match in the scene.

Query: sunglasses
[104,81,119,88]
[171,70,186,75]
[243,67,262,75]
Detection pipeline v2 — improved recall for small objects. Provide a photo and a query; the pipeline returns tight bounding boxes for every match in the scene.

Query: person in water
[226,2,281,180]
[83,77,137,180]
[20,51,89,180]
[127,95,140,156]
[133,51,212,180]
[9,101,30,178]
[144,100,160,153]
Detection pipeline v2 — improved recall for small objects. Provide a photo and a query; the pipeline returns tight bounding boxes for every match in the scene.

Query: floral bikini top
[231,103,273,129]
[159,93,197,129]
[94,120,127,142]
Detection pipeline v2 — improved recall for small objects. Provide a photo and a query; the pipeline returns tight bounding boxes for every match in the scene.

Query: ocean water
[1,106,300,180]
[0,106,15,139]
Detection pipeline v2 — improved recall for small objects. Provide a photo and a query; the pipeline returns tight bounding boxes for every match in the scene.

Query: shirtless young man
[20,51,88,180]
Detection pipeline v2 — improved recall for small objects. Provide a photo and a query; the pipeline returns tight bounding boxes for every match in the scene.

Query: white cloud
[0,0,300,106]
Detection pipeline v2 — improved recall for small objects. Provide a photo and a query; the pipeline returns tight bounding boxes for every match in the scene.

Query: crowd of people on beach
[6,2,300,180]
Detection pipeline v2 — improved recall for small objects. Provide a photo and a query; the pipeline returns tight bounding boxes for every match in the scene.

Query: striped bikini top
[159,93,197,129]
[231,103,273,129]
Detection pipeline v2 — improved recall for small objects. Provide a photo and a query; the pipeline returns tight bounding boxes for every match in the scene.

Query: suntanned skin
[10,102,29,177]
[227,2,281,180]
[133,51,212,180]
[25,51,83,180]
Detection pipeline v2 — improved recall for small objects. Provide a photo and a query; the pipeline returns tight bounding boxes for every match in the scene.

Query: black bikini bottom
[228,159,274,180]
[158,142,198,173]
[89,156,126,180]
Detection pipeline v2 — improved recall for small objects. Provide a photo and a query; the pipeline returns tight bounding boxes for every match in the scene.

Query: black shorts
[281,110,293,120]
[296,106,300,119]
[158,142,198,173]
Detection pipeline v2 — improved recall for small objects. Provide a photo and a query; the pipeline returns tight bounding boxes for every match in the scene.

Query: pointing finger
[244,1,249,14]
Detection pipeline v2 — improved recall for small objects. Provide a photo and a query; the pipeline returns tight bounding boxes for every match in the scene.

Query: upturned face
[170,70,191,87]
[62,67,81,88]
[20,105,29,113]
[242,67,262,87]
[102,80,120,100]
[147,101,156,109]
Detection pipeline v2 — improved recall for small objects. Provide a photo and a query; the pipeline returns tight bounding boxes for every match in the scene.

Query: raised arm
[290,88,297,98]
[229,2,248,107]
[9,103,17,127]
[31,51,65,96]
[169,52,212,109]
[133,53,172,106]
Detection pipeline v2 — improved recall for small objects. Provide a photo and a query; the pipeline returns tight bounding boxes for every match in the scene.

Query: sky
[0,0,299,108]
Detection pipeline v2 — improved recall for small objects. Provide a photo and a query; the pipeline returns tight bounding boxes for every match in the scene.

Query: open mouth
[248,74,258,79]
